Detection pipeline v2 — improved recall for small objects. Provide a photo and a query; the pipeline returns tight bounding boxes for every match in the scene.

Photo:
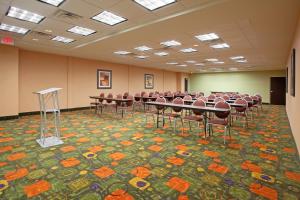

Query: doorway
[270,77,286,105]
[184,78,188,92]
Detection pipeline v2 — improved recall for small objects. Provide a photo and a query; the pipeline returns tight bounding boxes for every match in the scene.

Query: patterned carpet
[0,105,299,200]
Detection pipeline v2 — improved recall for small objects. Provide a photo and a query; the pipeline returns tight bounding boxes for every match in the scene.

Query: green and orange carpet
[0,105,299,199]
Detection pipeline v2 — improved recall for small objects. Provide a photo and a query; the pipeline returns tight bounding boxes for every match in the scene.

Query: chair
[96,93,105,114]
[214,97,225,103]
[222,95,230,101]
[197,96,208,103]
[231,98,248,128]
[255,94,263,110]
[207,101,231,144]
[183,99,205,135]
[90,92,104,113]
[233,94,241,99]
[251,95,260,114]
[133,93,142,111]
[145,96,166,125]
[183,95,193,115]
[104,93,116,112]
[164,97,184,133]
[243,96,254,119]
[117,95,134,117]
[207,94,216,102]
[149,92,154,97]
[123,92,129,99]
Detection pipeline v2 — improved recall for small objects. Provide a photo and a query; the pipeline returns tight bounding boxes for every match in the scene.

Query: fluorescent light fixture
[52,36,74,43]
[135,55,149,59]
[210,43,230,49]
[92,11,126,26]
[185,60,196,63]
[236,59,247,63]
[114,51,131,55]
[180,48,197,53]
[177,64,187,67]
[229,67,238,71]
[67,26,96,36]
[154,52,168,56]
[0,23,29,34]
[206,58,218,62]
[7,7,45,24]
[213,61,224,64]
[166,62,178,65]
[134,45,152,51]
[211,67,222,71]
[133,0,176,11]
[230,56,244,60]
[38,0,65,7]
[160,40,181,47]
[195,33,219,41]
[195,63,205,66]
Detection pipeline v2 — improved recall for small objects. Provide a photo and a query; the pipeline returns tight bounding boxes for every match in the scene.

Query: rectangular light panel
[166,62,178,65]
[7,7,44,24]
[180,48,197,53]
[38,0,65,7]
[210,43,230,49]
[135,45,152,51]
[52,36,74,43]
[154,52,168,56]
[230,56,244,60]
[0,23,29,34]
[135,55,149,59]
[206,58,218,62]
[68,26,96,36]
[195,33,219,41]
[134,0,176,11]
[114,51,131,55]
[92,11,126,26]
[160,40,181,47]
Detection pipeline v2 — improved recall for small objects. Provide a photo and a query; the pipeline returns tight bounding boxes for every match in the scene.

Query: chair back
[155,96,166,111]
[251,96,259,105]
[233,94,241,99]
[142,93,149,103]
[214,101,231,119]
[123,92,129,99]
[134,93,141,101]
[149,92,154,97]
[183,95,192,101]
[172,97,184,113]
[192,99,205,115]
[208,94,216,101]
[197,96,207,102]
[222,95,230,101]
[234,98,247,112]
[106,93,113,103]
[141,91,146,97]
[214,97,225,103]
[199,92,204,96]
[99,93,105,102]
[126,95,134,106]
[243,96,253,107]
[116,94,123,106]
[255,94,262,104]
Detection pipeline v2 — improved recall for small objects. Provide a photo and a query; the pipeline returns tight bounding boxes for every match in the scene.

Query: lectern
[33,88,63,148]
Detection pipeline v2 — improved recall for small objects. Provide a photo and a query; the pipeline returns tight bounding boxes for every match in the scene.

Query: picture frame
[97,69,112,89]
[290,48,296,96]
[144,74,154,89]
[286,66,288,93]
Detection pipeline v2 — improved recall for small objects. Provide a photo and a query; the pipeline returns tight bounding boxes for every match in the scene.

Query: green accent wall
[190,70,286,103]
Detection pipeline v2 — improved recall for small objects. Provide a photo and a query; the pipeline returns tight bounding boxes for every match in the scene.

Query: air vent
[53,9,83,20]
[30,31,53,39]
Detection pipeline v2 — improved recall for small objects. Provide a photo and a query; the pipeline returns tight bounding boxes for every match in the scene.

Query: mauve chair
[231,98,248,128]
[164,97,184,134]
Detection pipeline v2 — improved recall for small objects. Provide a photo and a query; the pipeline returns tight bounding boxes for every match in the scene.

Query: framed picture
[144,74,154,89]
[97,69,112,89]
[290,48,296,96]
[286,66,288,93]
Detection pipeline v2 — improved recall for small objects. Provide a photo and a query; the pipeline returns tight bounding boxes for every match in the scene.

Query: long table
[145,101,231,137]
[89,96,132,118]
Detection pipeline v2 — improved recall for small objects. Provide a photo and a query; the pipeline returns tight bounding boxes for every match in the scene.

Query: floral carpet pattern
[0,105,299,199]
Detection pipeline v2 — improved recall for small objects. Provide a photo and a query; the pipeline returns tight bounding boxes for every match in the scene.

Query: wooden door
[270,77,286,105]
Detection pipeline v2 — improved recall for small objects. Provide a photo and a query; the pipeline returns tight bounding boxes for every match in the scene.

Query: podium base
[36,136,64,148]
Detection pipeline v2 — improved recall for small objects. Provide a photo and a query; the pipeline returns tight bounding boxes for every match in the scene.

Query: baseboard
[0,115,19,121]
[262,102,270,105]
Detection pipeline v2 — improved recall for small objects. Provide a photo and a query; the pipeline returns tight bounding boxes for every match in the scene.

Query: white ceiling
[0,0,300,73]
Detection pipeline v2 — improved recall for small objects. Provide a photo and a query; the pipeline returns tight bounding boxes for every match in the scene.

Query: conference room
[0,0,300,199]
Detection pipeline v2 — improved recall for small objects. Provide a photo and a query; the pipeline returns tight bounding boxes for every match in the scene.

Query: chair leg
[224,126,227,144]
[173,118,177,133]
[188,121,191,131]
[181,118,184,134]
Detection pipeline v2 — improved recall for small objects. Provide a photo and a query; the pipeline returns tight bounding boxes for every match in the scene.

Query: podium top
[34,88,62,94]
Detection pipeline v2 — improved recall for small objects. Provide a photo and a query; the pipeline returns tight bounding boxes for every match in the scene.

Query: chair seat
[208,118,228,126]
[231,112,246,117]
[183,115,203,121]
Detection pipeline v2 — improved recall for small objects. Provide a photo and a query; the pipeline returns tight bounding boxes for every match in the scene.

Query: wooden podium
[33,88,63,148]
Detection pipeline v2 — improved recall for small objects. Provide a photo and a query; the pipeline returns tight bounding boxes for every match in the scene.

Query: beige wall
[190,70,285,103]
[286,16,300,155]
[0,46,179,114]
[0,45,19,117]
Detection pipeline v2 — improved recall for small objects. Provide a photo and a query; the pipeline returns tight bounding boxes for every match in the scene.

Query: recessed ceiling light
[52,36,74,43]
[195,33,219,41]
[230,56,244,60]
[177,64,187,67]
[0,23,29,34]
[166,62,178,65]
[229,67,238,71]
[45,29,52,33]
[160,40,181,47]
[236,59,247,63]
[38,0,65,7]
[193,44,199,47]
[133,0,176,11]
[180,48,197,53]
[68,26,96,36]
[7,7,45,24]
[195,63,205,66]
[32,38,39,41]
[114,51,131,55]
[185,60,196,63]
[213,61,225,64]
[92,11,126,26]
[135,55,149,59]
[210,43,230,49]
[154,52,168,56]
[135,45,152,51]
[205,58,218,62]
